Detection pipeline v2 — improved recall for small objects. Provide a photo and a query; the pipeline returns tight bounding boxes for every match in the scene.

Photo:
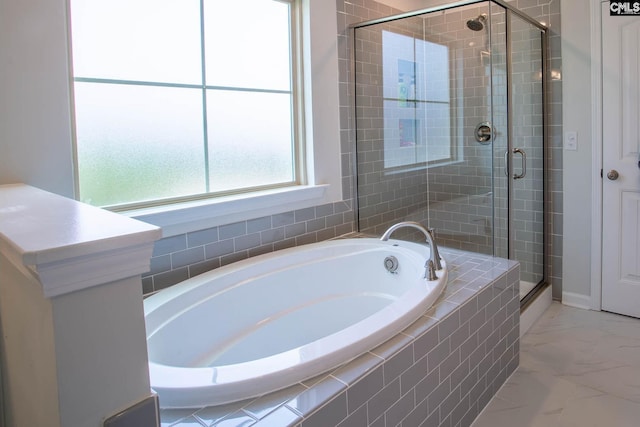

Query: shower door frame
[350,0,550,306]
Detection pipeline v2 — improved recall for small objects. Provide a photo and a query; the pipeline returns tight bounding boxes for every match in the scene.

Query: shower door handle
[513,148,526,179]
[504,148,527,179]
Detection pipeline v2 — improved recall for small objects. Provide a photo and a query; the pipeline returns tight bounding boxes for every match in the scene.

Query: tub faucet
[380,221,443,273]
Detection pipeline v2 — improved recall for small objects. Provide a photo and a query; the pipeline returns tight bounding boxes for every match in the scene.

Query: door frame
[589,0,603,311]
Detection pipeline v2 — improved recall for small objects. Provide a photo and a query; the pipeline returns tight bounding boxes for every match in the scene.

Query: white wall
[560,0,594,305]
[0,0,76,198]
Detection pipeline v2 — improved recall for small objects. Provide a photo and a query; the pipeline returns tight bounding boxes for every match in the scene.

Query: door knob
[607,170,619,180]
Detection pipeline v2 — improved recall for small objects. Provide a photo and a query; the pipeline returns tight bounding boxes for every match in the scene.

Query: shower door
[497,11,546,301]
[352,1,547,303]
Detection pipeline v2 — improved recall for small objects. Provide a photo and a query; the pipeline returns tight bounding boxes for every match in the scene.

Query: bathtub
[144,237,447,409]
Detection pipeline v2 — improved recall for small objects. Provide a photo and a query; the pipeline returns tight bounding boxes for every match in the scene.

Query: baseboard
[562,291,592,310]
[520,285,552,337]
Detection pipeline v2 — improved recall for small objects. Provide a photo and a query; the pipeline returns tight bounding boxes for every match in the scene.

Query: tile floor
[471,302,640,427]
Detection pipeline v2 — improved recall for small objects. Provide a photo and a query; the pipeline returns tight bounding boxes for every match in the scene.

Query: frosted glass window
[69,0,298,208]
[204,0,291,91]
[74,83,206,206]
[70,0,202,84]
[207,91,293,191]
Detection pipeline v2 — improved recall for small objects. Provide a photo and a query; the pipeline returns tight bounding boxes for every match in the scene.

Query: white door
[601,3,640,318]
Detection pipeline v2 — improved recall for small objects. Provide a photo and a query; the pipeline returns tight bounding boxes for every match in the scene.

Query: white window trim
[125,184,329,236]
[125,0,342,237]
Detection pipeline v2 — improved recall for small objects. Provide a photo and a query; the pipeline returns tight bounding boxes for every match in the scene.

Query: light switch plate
[564,131,578,151]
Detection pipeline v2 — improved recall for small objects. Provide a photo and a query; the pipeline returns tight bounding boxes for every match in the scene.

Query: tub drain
[384,256,399,274]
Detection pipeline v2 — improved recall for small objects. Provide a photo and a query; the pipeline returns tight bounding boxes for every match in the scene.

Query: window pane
[204,0,291,90]
[70,0,202,84]
[423,103,452,161]
[207,90,294,192]
[417,41,450,102]
[75,83,206,206]
[381,30,451,169]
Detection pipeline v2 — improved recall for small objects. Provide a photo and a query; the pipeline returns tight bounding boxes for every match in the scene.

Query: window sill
[122,185,330,237]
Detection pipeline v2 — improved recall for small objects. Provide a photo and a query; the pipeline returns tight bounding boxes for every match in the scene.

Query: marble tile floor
[471,302,640,427]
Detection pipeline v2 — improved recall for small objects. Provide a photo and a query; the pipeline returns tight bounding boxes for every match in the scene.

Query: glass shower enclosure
[352,0,547,303]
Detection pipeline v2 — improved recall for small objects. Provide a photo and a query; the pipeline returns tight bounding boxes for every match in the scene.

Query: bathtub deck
[160,248,520,427]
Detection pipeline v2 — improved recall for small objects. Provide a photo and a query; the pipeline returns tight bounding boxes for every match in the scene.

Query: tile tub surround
[160,248,520,427]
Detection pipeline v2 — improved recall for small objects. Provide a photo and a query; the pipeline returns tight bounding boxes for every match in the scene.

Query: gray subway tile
[234,232,262,252]
[294,207,315,222]
[336,404,367,427]
[188,258,220,278]
[382,344,413,384]
[401,398,429,427]
[187,227,218,247]
[205,239,235,259]
[413,326,439,361]
[300,394,347,427]
[427,337,451,372]
[153,234,187,256]
[413,366,440,405]
[172,247,205,270]
[260,227,285,245]
[218,221,247,240]
[366,378,400,423]
[272,212,295,227]
[438,312,461,338]
[149,254,172,275]
[247,217,272,234]
[439,348,461,381]
[285,222,306,238]
[383,388,415,426]
[153,267,189,291]
[345,366,384,412]
[427,377,451,416]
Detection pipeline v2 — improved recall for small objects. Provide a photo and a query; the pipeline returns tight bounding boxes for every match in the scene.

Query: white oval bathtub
[144,238,447,408]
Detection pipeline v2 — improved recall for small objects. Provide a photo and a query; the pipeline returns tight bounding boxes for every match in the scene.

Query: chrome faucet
[380,221,443,278]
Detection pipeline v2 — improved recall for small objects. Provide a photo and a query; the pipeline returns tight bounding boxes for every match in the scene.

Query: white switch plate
[564,131,577,151]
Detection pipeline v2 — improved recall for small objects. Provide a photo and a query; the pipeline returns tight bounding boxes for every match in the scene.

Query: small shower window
[381,31,453,170]
[69,0,301,209]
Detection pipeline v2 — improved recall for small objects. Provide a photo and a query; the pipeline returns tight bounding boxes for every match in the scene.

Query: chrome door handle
[505,148,527,179]
[607,170,619,180]
[513,148,527,179]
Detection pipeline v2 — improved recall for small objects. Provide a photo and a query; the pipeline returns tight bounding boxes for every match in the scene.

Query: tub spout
[380,221,442,271]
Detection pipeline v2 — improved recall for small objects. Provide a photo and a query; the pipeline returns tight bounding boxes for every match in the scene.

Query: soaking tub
[144,237,447,409]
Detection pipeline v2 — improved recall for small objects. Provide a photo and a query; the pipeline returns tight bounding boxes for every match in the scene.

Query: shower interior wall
[355,3,498,256]
[354,1,546,285]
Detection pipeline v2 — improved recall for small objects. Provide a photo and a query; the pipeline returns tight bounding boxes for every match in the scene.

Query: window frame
[67,0,343,236]
[70,0,306,212]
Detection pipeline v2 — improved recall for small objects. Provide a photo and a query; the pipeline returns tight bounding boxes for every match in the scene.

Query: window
[70,0,300,209]
[381,31,453,170]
